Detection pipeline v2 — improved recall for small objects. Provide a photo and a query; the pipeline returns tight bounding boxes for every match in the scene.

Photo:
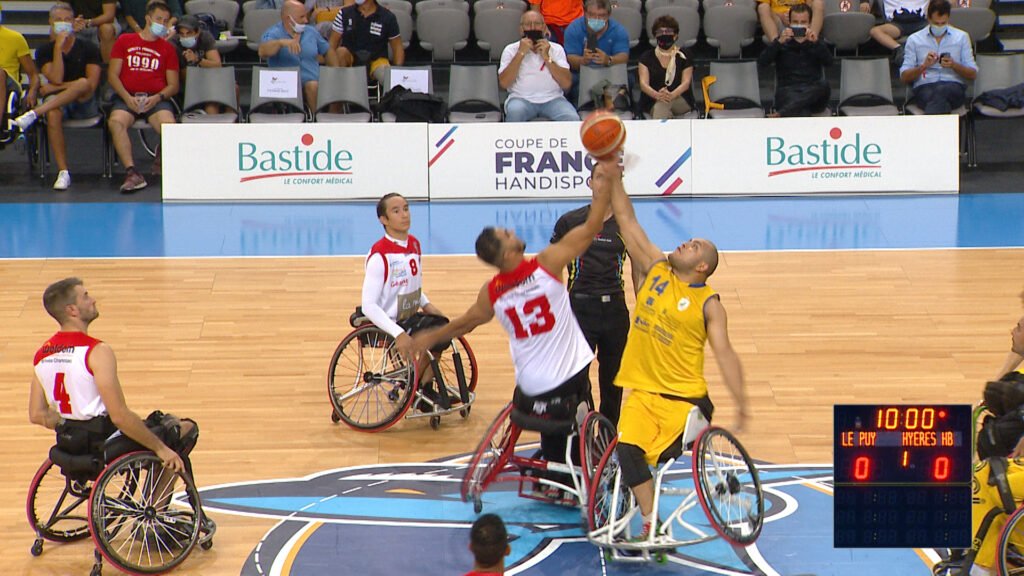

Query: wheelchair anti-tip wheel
[27,458,93,554]
[328,325,417,431]
[89,451,203,574]
[580,412,617,491]
[462,403,521,513]
[692,426,764,546]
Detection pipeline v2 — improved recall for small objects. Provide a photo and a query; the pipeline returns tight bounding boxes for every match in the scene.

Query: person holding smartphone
[563,0,630,102]
[899,0,977,114]
[757,3,833,117]
[498,10,578,122]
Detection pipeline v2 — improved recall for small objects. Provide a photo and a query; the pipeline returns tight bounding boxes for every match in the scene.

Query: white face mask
[290,16,307,33]
[53,21,74,35]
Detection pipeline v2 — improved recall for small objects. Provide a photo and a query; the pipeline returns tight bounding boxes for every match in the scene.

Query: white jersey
[33,331,108,421]
[362,234,431,338]
[488,258,594,396]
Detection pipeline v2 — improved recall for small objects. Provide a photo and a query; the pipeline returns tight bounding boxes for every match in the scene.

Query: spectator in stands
[255,0,286,9]
[8,3,100,191]
[637,15,695,119]
[464,514,510,576]
[758,3,833,117]
[260,0,337,110]
[69,0,118,61]
[107,1,179,193]
[327,0,403,87]
[498,10,577,122]
[757,0,823,43]
[899,0,976,114]
[563,0,629,102]
[528,0,582,45]
[123,0,181,39]
[0,1,40,132]
[868,0,930,64]
[171,15,224,115]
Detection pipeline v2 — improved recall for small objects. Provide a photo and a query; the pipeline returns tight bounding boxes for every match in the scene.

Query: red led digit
[934,456,950,481]
[854,456,871,481]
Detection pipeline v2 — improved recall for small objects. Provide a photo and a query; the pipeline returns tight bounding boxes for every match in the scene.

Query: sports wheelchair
[328,307,478,431]
[586,406,765,563]
[27,416,214,575]
[462,400,618,513]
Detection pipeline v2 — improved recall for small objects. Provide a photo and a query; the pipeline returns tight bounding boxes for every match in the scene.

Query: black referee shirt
[550,206,627,296]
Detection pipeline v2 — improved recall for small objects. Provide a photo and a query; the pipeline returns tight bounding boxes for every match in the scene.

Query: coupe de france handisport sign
[833,404,972,549]
[426,120,694,199]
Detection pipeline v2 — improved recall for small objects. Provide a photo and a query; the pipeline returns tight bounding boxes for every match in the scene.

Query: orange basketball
[580,111,626,160]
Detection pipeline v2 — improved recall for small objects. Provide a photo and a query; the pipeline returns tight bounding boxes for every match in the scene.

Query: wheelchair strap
[986,456,1018,514]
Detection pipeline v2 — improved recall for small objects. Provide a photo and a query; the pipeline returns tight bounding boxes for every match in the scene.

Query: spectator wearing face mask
[123,0,181,38]
[327,0,403,86]
[637,15,695,119]
[259,0,338,111]
[498,10,578,122]
[170,15,223,115]
[563,0,629,102]
[899,0,976,114]
[8,2,101,191]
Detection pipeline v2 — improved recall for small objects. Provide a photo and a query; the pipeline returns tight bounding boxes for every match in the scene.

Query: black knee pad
[178,418,199,456]
[617,443,652,488]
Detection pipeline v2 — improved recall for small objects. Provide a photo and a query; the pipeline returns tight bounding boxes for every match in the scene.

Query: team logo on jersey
[677,297,691,311]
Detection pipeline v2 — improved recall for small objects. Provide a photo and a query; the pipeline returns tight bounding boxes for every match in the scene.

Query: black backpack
[376,85,448,123]
[977,372,1024,459]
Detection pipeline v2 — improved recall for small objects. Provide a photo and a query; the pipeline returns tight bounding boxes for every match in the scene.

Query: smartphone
[791,25,806,38]
[585,28,599,51]
[939,52,950,61]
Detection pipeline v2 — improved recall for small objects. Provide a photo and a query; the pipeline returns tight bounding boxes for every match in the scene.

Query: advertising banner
[691,116,959,195]
[162,124,429,201]
[426,120,694,199]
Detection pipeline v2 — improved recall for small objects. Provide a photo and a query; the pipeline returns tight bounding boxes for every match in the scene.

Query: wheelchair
[27,422,215,575]
[586,406,765,563]
[328,307,478,431]
[461,400,618,514]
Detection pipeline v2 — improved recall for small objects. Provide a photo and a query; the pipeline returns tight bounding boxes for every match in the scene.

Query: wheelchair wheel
[692,426,764,546]
[434,336,478,413]
[327,326,417,432]
[579,412,617,490]
[462,403,520,512]
[586,436,629,535]
[27,458,92,543]
[89,451,202,574]
[996,503,1024,576]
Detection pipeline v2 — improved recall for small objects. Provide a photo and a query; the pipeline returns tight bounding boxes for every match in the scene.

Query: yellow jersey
[615,260,717,398]
[0,26,30,84]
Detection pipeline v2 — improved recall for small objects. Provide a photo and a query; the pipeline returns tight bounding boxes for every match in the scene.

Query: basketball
[580,111,626,161]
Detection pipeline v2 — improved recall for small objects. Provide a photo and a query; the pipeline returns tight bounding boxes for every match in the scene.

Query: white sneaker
[11,109,37,132]
[53,170,71,191]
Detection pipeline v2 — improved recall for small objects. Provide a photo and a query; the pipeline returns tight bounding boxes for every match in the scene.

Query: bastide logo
[765,127,883,180]
[677,297,690,311]
[236,133,355,185]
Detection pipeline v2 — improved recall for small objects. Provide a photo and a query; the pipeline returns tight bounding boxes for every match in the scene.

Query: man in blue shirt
[259,0,338,111]
[899,0,976,114]
[563,0,630,104]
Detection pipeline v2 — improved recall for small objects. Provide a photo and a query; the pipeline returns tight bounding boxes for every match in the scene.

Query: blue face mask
[930,24,947,36]
[53,21,74,35]
[179,34,197,48]
[150,22,167,36]
[587,18,605,32]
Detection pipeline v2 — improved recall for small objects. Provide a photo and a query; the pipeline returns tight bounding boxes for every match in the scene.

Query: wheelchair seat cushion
[510,408,575,435]
[984,371,1024,417]
[399,313,451,352]
[49,445,104,480]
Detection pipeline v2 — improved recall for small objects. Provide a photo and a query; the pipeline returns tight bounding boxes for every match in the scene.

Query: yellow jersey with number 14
[615,260,717,398]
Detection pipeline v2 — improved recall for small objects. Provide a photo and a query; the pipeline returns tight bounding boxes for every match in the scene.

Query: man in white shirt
[498,10,578,123]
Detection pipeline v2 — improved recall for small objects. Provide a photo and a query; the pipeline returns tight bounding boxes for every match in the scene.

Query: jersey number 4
[503,295,556,339]
[53,372,73,415]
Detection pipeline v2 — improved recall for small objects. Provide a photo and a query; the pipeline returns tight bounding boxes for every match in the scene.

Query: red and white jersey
[363,234,426,336]
[33,331,108,421]
[489,258,594,396]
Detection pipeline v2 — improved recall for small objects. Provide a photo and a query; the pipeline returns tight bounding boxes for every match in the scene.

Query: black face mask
[656,34,675,49]
[523,29,544,41]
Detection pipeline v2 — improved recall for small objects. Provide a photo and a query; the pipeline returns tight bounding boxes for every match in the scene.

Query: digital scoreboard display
[833,404,972,549]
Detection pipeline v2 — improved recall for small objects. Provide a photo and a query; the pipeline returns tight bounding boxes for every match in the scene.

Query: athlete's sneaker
[10,109,37,132]
[120,168,147,193]
[53,170,71,191]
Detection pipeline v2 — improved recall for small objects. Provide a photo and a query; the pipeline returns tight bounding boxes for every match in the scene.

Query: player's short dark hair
[789,2,812,19]
[927,0,951,17]
[469,514,508,568]
[43,277,83,323]
[146,0,171,15]
[651,14,679,35]
[704,243,719,276]
[376,193,404,219]
[475,227,503,267]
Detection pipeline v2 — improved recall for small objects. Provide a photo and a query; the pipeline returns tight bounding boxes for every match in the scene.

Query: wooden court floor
[3,249,1023,575]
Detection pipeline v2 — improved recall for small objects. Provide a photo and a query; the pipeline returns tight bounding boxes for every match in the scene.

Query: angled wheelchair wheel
[692,426,764,546]
[89,451,202,574]
[462,403,520,512]
[435,336,479,412]
[327,326,416,432]
[997,503,1024,576]
[586,436,630,535]
[27,458,92,543]
[579,412,617,490]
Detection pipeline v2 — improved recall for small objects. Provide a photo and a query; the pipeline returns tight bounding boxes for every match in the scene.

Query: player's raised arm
[608,167,666,282]
[537,161,613,276]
